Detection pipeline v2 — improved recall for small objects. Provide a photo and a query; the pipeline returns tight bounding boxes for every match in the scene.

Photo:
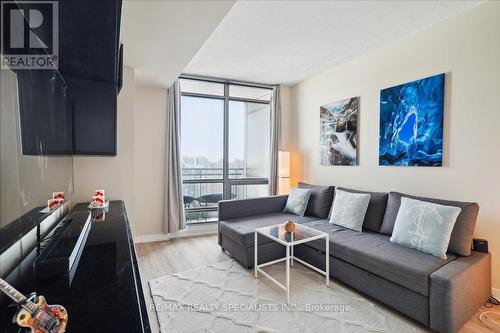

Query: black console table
[0,201,150,333]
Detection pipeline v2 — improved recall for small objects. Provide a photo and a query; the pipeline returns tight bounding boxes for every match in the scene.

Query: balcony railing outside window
[182,167,245,180]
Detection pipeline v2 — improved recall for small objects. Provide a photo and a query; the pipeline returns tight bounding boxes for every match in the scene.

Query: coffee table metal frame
[254,224,329,304]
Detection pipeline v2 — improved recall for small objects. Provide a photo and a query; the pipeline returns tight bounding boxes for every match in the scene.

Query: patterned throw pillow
[283,188,312,216]
[390,197,462,259]
[329,189,371,232]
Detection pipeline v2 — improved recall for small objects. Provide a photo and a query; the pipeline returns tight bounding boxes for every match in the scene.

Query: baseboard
[172,224,218,238]
[493,288,500,299]
[134,233,170,243]
[134,224,217,244]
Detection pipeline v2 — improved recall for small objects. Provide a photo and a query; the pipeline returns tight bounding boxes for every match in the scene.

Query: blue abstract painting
[379,73,445,166]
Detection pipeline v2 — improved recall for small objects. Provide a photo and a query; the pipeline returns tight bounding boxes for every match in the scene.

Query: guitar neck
[0,278,38,313]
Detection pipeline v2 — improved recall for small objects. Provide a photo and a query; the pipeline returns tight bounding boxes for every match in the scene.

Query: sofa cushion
[329,189,370,232]
[391,198,462,259]
[302,219,456,296]
[380,192,479,256]
[218,213,319,247]
[283,188,312,216]
[298,182,335,219]
[337,187,388,232]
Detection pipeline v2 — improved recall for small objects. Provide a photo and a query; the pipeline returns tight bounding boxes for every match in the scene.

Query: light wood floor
[136,235,499,333]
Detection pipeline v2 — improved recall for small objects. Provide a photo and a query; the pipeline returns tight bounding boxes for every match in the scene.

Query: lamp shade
[278,151,290,178]
[278,177,290,195]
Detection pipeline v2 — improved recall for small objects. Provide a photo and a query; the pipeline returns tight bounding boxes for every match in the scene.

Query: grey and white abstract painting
[320,97,359,166]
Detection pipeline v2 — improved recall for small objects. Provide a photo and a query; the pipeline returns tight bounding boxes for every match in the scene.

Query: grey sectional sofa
[217,185,491,333]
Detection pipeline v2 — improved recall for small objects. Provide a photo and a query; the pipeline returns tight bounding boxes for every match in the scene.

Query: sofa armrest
[429,251,491,333]
[218,195,288,221]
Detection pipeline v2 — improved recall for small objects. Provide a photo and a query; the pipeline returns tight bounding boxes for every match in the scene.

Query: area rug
[149,260,426,332]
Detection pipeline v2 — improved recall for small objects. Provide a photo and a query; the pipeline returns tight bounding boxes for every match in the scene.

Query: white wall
[73,66,136,228]
[134,86,167,235]
[290,2,500,289]
[72,68,168,236]
[280,85,292,150]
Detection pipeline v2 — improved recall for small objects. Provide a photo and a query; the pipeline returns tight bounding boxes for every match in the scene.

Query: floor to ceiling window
[179,77,273,224]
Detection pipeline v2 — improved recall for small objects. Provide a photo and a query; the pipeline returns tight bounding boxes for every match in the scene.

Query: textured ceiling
[184,0,480,85]
[122,0,235,88]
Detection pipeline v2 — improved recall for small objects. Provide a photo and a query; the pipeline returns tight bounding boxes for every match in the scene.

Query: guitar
[0,278,68,333]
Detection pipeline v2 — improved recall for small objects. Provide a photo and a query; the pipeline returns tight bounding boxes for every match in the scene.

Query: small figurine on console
[48,192,65,211]
[52,192,65,200]
[94,189,105,199]
[88,189,109,209]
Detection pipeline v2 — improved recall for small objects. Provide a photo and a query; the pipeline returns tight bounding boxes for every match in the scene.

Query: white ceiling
[121,0,235,88]
[184,0,480,85]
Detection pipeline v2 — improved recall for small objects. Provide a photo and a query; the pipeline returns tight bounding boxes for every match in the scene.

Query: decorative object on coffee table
[285,220,295,233]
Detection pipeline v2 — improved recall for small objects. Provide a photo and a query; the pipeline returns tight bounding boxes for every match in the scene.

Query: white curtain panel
[165,80,185,233]
[270,85,281,195]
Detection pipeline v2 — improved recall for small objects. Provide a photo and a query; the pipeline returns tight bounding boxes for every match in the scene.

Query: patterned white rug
[149,260,427,333]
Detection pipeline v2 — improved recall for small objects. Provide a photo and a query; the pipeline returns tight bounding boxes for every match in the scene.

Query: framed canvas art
[379,73,445,166]
[320,97,358,166]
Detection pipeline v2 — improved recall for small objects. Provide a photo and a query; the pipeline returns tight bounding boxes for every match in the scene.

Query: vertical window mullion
[223,83,230,200]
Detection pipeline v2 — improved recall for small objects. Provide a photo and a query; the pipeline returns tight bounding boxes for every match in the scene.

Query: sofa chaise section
[218,195,322,267]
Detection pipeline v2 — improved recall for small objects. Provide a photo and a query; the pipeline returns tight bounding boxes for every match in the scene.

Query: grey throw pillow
[298,182,335,218]
[329,189,371,232]
[283,188,312,216]
[390,198,462,259]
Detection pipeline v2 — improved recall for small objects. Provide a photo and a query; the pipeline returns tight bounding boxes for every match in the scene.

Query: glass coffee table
[254,223,329,303]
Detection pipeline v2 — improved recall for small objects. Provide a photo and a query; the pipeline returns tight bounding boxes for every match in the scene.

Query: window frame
[179,75,274,223]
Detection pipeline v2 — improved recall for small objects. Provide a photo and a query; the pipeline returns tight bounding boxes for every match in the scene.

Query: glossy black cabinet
[0,202,151,333]
[14,0,123,156]
[16,70,73,155]
[67,77,117,155]
[58,0,122,86]
[60,0,122,155]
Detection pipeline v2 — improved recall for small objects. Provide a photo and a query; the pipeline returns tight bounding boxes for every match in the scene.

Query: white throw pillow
[329,189,371,232]
[390,197,461,259]
[283,188,312,216]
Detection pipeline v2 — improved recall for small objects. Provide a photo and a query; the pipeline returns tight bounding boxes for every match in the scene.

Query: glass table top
[255,223,327,244]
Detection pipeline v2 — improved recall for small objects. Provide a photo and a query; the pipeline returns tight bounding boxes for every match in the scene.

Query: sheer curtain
[270,85,281,195]
[165,80,185,233]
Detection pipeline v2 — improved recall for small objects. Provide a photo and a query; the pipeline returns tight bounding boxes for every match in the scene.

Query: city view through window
[179,78,272,224]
